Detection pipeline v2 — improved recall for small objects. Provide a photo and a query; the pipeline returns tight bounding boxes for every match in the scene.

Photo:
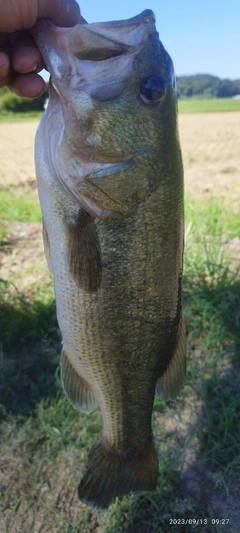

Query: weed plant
[0,189,41,223]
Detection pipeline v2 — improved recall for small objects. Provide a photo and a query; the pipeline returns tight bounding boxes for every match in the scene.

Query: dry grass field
[1,112,240,199]
[180,113,240,210]
[0,113,240,533]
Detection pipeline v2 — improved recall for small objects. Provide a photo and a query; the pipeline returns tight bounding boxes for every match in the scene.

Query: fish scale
[32,9,186,509]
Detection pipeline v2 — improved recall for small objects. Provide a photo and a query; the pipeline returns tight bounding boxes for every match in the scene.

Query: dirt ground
[0,114,240,532]
[0,121,37,192]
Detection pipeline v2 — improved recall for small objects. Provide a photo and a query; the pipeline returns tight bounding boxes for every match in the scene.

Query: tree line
[1,75,240,114]
[177,74,240,98]
[0,85,48,114]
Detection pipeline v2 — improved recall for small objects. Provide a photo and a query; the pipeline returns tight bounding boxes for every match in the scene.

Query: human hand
[0,0,80,97]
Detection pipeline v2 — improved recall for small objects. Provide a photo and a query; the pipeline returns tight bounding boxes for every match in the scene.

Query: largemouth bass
[32,10,186,509]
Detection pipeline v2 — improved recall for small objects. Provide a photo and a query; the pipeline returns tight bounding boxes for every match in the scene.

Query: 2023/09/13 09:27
[168,518,230,526]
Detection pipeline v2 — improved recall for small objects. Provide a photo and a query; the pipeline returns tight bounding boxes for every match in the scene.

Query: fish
[32,10,186,509]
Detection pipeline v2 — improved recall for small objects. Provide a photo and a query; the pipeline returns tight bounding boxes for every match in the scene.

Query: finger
[10,32,44,74]
[0,38,11,84]
[9,72,46,98]
[0,0,80,32]
[37,0,81,28]
[13,47,45,74]
[0,51,10,82]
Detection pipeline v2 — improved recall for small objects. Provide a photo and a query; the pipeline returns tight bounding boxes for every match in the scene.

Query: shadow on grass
[0,263,240,531]
[0,278,60,419]
[198,365,240,473]
[182,270,239,484]
[183,265,240,469]
[170,270,240,530]
[173,362,240,529]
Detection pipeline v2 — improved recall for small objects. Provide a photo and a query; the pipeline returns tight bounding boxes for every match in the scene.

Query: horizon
[39,71,240,83]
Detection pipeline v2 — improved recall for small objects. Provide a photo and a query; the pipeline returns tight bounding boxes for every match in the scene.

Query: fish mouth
[31,10,158,99]
[32,11,174,218]
[32,9,156,50]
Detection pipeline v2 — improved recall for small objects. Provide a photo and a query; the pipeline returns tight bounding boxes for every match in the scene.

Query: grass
[0,189,41,223]
[185,195,240,239]
[178,97,240,113]
[0,189,41,250]
[0,111,43,123]
[1,182,240,529]
[0,99,240,124]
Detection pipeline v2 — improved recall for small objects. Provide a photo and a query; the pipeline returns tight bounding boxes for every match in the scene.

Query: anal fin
[156,314,186,400]
[61,348,97,413]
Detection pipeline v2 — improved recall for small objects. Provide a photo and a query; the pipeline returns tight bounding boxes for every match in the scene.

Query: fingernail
[31,62,38,72]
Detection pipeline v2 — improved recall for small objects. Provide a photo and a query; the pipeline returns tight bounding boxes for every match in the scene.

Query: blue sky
[77,0,240,80]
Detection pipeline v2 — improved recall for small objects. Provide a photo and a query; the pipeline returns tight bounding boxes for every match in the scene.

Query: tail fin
[78,437,158,509]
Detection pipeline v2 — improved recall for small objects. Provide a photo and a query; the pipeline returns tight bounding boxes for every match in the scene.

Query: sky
[76,0,240,80]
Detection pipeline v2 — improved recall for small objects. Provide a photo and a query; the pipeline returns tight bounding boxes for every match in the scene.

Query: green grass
[182,197,240,484]
[0,111,43,123]
[178,97,240,113]
[0,278,56,350]
[0,189,41,223]
[0,192,240,531]
[198,369,240,473]
[185,195,240,239]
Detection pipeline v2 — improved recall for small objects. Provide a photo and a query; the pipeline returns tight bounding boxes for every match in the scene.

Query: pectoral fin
[66,209,102,292]
[156,315,186,400]
[61,349,98,412]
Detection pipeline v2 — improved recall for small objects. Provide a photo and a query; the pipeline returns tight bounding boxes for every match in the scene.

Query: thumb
[0,0,80,32]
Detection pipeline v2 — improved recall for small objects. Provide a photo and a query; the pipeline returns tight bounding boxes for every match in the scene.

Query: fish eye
[139,75,166,105]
